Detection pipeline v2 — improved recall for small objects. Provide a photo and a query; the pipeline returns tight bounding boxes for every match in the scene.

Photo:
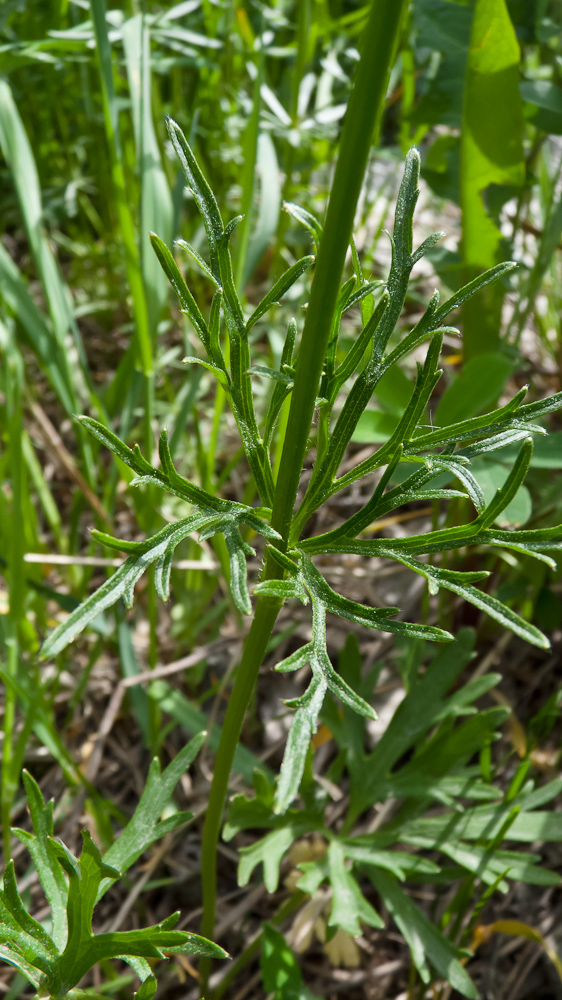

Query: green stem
[199,0,407,985]
[272,0,407,547]
[199,596,282,975]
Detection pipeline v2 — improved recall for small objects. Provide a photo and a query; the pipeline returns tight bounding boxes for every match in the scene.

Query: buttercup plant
[0,735,227,999]
[33,0,562,992]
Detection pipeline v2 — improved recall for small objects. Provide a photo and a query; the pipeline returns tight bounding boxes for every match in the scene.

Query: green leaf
[343,843,441,880]
[261,924,317,998]
[300,556,453,643]
[477,437,533,528]
[250,365,293,386]
[166,117,224,280]
[400,803,562,845]
[431,842,559,889]
[101,733,205,894]
[78,416,154,477]
[0,861,57,961]
[239,827,296,893]
[431,261,517,327]
[40,514,217,658]
[254,579,308,603]
[274,674,328,815]
[367,869,477,998]
[243,132,281,285]
[12,772,68,950]
[347,631,477,816]
[223,525,254,615]
[122,17,173,334]
[150,233,210,348]
[0,242,76,418]
[183,355,230,387]
[0,944,42,989]
[5,741,225,999]
[460,0,524,357]
[175,238,220,287]
[283,202,323,245]
[520,79,562,134]
[328,841,383,935]
[246,256,314,332]
[387,549,549,649]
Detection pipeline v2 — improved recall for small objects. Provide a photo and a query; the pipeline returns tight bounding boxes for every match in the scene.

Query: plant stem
[274,0,407,545]
[199,595,282,975]
[199,0,407,985]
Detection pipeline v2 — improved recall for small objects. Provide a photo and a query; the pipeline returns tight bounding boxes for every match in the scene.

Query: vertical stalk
[199,0,407,986]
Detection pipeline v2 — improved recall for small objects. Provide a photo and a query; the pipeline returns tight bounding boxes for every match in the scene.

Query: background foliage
[1,0,562,998]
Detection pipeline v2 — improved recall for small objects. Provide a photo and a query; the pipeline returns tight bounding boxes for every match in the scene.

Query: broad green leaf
[238,827,296,893]
[343,843,441,880]
[413,0,472,53]
[460,0,524,357]
[328,841,383,935]
[261,924,318,998]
